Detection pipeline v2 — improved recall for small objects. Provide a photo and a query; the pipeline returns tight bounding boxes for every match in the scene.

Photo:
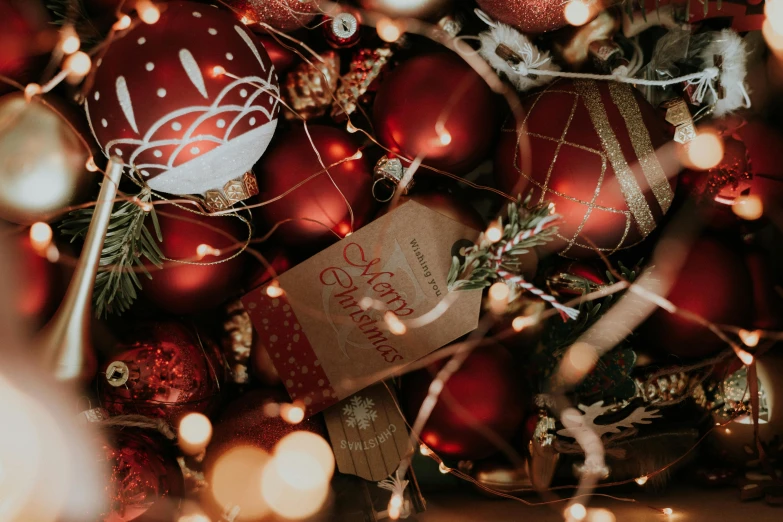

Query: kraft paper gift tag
[241,200,482,415]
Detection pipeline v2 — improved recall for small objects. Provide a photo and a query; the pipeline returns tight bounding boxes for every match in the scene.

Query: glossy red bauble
[0,1,48,93]
[86,1,279,202]
[227,0,318,32]
[100,429,183,522]
[639,237,754,359]
[254,125,374,248]
[258,34,299,73]
[476,0,569,34]
[373,53,499,174]
[737,121,783,214]
[141,205,248,315]
[401,344,526,460]
[99,321,226,422]
[14,234,60,324]
[495,79,675,258]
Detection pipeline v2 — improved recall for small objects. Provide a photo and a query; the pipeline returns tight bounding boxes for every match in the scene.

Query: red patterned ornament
[86,1,279,210]
[100,429,183,522]
[476,0,569,34]
[373,53,499,174]
[495,79,675,258]
[253,125,374,248]
[402,344,527,460]
[99,321,226,422]
[227,0,318,32]
[358,0,452,20]
[141,205,248,315]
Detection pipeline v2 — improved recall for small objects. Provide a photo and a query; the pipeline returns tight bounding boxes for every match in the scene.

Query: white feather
[478,23,559,92]
[701,29,749,116]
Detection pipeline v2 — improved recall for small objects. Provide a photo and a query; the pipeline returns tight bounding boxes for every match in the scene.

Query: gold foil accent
[661,98,696,144]
[204,171,259,211]
[574,80,655,237]
[608,82,673,214]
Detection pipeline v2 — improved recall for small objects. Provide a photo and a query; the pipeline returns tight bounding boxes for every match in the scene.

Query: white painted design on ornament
[193,11,202,17]
[157,88,167,98]
[114,148,123,156]
[96,58,102,67]
[208,28,217,35]
[94,91,100,101]
[217,119,226,128]
[226,53,234,61]
[146,62,155,71]
[101,119,108,128]
[342,395,377,430]
[249,117,256,126]
[153,150,163,157]
[137,37,146,45]
[141,170,150,177]
[190,146,200,154]
[172,122,182,131]
[115,76,138,133]
[240,89,248,98]
[179,49,208,99]
[234,25,266,71]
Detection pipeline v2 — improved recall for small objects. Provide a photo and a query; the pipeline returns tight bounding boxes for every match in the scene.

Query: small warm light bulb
[23,83,42,100]
[766,0,783,35]
[385,311,407,335]
[438,462,450,474]
[280,402,305,424]
[178,413,212,456]
[732,195,763,221]
[489,281,510,314]
[266,281,284,298]
[685,131,724,170]
[30,222,53,252]
[588,508,616,522]
[350,150,363,160]
[438,130,452,146]
[512,315,535,332]
[635,475,648,485]
[114,14,132,30]
[212,65,226,76]
[567,503,587,521]
[240,15,253,25]
[739,329,761,348]
[64,51,92,76]
[85,157,99,172]
[736,349,754,366]
[137,0,161,24]
[196,244,221,259]
[564,1,591,26]
[388,494,403,520]
[61,32,80,54]
[662,508,673,516]
[46,244,60,263]
[346,122,358,133]
[179,515,210,522]
[485,221,503,243]
[419,444,431,456]
[377,17,404,43]
[725,428,731,434]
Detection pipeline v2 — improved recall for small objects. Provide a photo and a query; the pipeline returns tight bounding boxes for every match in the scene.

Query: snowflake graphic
[342,395,377,430]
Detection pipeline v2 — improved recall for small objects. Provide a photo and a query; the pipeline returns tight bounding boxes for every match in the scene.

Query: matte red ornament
[476,0,569,34]
[253,125,374,248]
[495,79,675,258]
[0,1,48,92]
[258,34,299,73]
[86,1,279,206]
[373,53,499,174]
[227,0,318,32]
[737,120,783,215]
[14,234,60,324]
[100,429,183,522]
[401,344,526,460]
[141,205,248,315]
[639,237,754,359]
[99,321,226,422]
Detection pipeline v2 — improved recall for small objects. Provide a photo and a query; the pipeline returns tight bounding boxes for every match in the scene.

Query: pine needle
[60,186,164,318]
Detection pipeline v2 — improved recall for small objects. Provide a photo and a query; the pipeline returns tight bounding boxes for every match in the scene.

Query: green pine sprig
[46,0,105,50]
[447,195,559,301]
[60,186,164,318]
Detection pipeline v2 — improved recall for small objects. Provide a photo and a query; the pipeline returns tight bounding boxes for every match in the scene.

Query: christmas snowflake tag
[324,384,412,481]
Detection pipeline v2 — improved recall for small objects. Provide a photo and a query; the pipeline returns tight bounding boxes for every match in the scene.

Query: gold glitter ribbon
[574,80,655,236]
[608,82,673,214]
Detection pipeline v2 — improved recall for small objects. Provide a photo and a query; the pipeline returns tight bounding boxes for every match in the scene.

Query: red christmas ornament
[253,125,374,248]
[401,344,527,460]
[495,79,675,258]
[86,1,280,209]
[737,120,783,214]
[745,247,783,330]
[100,428,183,522]
[99,321,226,422]
[373,53,499,174]
[258,34,299,73]
[0,1,48,92]
[227,0,318,32]
[358,0,452,19]
[639,237,754,359]
[14,234,60,324]
[141,205,248,315]
[476,0,569,34]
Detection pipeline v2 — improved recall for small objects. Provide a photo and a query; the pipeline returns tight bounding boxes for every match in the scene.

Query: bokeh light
[684,132,724,170]
[178,413,212,456]
[209,446,270,521]
[564,1,591,26]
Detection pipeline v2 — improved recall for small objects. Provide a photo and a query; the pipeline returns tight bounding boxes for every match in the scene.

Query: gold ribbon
[574,80,655,237]
[608,82,673,214]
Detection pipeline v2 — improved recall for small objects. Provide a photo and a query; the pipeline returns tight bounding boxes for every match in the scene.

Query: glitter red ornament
[476,0,569,34]
[253,125,374,249]
[639,237,755,359]
[401,344,527,460]
[373,52,499,175]
[495,79,675,258]
[86,1,280,210]
[227,0,318,32]
[141,205,248,315]
[100,429,183,522]
[99,321,226,422]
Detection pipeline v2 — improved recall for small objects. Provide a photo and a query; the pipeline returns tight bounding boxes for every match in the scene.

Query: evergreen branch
[60,186,164,318]
[46,0,105,49]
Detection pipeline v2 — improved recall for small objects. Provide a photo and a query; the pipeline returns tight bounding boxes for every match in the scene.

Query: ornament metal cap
[372,155,415,202]
[203,171,259,211]
[105,360,131,387]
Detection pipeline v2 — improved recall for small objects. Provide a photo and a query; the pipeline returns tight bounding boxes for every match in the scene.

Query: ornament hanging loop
[372,156,414,203]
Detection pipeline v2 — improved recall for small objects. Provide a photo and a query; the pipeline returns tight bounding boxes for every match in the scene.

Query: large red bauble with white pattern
[85,1,279,207]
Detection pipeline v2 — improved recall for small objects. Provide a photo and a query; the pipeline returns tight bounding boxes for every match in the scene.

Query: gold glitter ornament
[228,0,318,32]
[221,301,253,384]
[477,0,570,34]
[332,47,393,121]
[284,51,340,120]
